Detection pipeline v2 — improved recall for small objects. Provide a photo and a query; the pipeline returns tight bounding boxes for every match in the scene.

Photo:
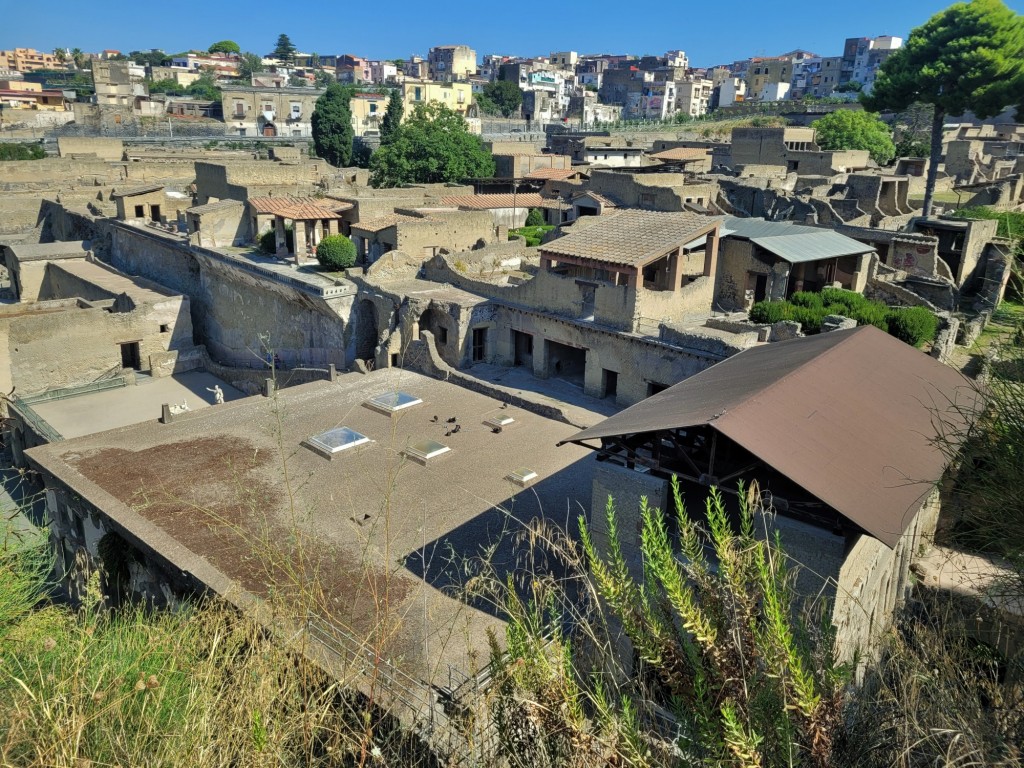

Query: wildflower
[370,745,383,760]
[42,637,56,652]
[92,691,106,703]
[135,679,146,692]
[146,675,160,689]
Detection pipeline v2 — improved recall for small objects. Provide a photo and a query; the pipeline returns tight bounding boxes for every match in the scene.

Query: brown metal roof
[561,326,980,548]
[540,210,719,267]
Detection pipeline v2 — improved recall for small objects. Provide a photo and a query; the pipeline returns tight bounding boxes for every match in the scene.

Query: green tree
[811,109,896,164]
[129,50,170,68]
[238,52,263,82]
[834,80,862,93]
[525,208,545,227]
[70,47,86,70]
[482,79,522,118]
[52,48,67,65]
[863,0,1024,216]
[187,72,221,102]
[369,102,495,187]
[315,234,357,270]
[271,34,297,65]
[208,40,240,55]
[379,89,404,144]
[312,83,354,167]
[147,78,185,96]
[313,69,335,88]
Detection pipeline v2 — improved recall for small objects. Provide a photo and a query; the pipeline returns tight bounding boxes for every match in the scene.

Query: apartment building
[427,45,476,82]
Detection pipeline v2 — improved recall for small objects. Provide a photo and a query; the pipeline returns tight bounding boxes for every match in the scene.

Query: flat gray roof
[26,370,595,684]
[722,215,874,263]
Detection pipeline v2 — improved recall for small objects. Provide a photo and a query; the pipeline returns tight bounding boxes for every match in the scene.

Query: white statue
[206,385,225,405]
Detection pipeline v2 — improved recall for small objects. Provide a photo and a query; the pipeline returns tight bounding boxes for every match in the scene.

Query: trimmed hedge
[315,234,357,270]
[750,288,940,348]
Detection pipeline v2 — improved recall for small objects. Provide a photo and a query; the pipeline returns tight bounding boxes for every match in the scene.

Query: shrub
[525,208,545,227]
[749,300,793,324]
[886,306,939,347]
[790,291,824,309]
[0,143,45,161]
[259,227,293,255]
[315,234,357,270]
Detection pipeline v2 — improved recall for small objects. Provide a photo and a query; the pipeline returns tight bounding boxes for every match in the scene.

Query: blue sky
[4,0,1024,66]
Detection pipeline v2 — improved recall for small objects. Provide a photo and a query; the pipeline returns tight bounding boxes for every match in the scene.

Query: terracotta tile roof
[350,213,423,232]
[650,147,711,161]
[274,202,347,220]
[524,167,584,180]
[541,210,720,267]
[439,193,548,209]
[572,191,618,208]
[248,196,352,215]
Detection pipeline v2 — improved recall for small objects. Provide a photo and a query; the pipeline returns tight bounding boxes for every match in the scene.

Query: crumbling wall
[5,295,193,392]
[57,137,124,161]
[834,489,940,666]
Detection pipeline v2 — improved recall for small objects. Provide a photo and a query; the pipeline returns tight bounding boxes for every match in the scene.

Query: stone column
[293,220,307,263]
[703,229,719,280]
[667,249,683,293]
[275,216,287,257]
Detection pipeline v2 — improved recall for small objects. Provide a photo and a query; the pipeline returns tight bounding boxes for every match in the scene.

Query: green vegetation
[0,143,45,161]
[259,227,293,254]
[953,206,1024,241]
[311,83,354,168]
[811,110,896,165]
[369,103,495,187]
[749,288,939,346]
[379,89,403,145]
[238,52,263,81]
[476,80,523,118]
[270,33,297,65]
[488,480,848,767]
[864,0,1024,216]
[525,207,545,227]
[508,224,554,247]
[208,40,240,55]
[315,234,357,270]
[148,71,221,102]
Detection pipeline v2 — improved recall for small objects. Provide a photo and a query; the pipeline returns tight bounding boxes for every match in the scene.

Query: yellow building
[0,48,61,73]
[0,79,68,110]
[349,92,389,136]
[401,79,473,118]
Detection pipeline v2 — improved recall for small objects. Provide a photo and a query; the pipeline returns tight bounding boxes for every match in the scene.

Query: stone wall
[3,294,193,393]
[57,137,124,161]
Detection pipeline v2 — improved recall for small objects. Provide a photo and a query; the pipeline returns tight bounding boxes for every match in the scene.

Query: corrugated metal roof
[561,326,979,549]
[721,215,874,263]
[540,210,720,267]
[751,230,874,263]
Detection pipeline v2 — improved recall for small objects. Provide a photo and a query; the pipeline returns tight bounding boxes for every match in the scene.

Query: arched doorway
[262,122,277,137]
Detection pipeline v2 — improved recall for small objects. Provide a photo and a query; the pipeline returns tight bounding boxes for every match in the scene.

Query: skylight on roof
[507,468,538,487]
[484,414,515,429]
[304,426,371,459]
[405,439,450,464]
[364,391,423,415]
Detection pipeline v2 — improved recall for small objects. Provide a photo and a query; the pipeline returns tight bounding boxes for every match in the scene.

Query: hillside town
[1,2,1024,766]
